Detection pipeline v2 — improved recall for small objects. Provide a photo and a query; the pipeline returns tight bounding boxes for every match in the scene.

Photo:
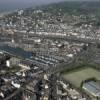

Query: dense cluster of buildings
[0,2,100,100]
[0,51,88,100]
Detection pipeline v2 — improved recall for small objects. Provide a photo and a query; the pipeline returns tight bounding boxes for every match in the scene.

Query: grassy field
[62,67,100,87]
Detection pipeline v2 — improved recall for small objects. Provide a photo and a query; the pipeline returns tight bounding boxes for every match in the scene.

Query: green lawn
[62,67,100,87]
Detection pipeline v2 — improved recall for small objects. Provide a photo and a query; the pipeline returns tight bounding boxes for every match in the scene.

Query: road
[21,33,100,44]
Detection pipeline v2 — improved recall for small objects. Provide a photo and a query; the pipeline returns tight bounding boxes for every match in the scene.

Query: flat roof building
[82,81,100,98]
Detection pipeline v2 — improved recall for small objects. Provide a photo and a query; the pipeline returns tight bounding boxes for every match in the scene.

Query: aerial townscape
[0,0,100,100]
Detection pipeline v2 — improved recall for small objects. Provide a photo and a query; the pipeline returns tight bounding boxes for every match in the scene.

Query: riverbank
[0,10,17,18]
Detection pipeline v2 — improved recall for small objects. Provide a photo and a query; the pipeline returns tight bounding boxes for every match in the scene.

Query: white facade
[6,60,10,67]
